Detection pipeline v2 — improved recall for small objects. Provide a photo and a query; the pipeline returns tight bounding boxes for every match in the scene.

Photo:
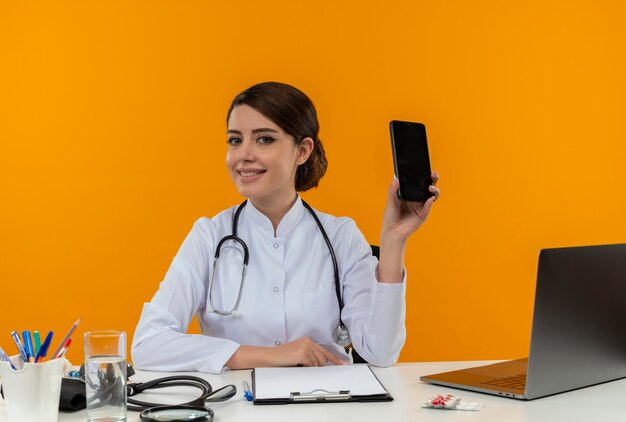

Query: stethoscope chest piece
[332,324,352,348]
[140,405,214,422]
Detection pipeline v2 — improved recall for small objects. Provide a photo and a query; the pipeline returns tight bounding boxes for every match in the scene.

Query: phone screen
[390,120,433,202]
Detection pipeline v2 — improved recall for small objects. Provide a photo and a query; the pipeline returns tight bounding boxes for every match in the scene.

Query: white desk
[2,361,626,421]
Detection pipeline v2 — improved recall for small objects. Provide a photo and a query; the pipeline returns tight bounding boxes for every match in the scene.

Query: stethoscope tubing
[207,199,351,346]
[301,200,343,310]
[127,375,236,411]
[208,233,249,316]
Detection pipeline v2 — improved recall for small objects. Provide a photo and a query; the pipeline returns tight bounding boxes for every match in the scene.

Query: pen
[243,380,253,401]
[35,331,54,363]
[10,331,28,362]
[53,337,72,360]
[0,346,17,370]
[50,317,81,359]
[22,330,35,363]
[34,331,41,355]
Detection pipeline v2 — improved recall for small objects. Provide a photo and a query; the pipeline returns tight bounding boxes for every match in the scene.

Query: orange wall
[1,1,625,365]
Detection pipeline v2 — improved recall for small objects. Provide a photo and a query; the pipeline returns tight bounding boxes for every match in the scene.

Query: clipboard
[251,364,393,405]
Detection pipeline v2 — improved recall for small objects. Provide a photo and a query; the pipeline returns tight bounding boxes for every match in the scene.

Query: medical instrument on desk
[208,199,353,348]
[58,363,234,419]
[140,405,213,422]
[66,362,235,420]
[126,375,236,412]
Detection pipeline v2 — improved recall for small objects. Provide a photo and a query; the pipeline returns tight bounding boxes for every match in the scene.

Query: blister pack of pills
[422,394,483,411]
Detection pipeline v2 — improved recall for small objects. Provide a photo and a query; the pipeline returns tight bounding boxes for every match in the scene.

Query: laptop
[421,243,626,400]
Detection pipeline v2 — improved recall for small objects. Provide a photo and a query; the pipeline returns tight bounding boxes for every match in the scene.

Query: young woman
[131,82,440,374]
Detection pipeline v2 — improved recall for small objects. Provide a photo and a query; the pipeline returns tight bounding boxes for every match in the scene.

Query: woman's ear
[296,137,314,165]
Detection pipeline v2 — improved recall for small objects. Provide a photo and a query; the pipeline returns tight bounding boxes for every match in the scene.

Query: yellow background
[1,1,625,365]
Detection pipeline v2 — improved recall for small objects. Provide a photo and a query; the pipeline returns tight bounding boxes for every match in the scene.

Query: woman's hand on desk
[225,337,345,369]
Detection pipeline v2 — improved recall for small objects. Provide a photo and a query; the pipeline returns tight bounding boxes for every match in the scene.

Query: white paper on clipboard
[253,364,388,400]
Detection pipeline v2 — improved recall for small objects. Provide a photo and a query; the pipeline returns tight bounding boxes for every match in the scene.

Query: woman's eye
[257,136,275,144]
[227,137,242,146]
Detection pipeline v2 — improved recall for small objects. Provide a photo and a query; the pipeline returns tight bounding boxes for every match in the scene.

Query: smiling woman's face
[226,105,311,206]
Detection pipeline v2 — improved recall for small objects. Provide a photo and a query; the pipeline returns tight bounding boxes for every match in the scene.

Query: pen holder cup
[0,356,68,422]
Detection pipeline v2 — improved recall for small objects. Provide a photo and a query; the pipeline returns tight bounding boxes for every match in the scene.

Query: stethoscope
[207,199,352,348]
[79,362,236,422]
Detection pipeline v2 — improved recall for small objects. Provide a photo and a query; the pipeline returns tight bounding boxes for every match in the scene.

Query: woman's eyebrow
[227,128,280,134]
[251,128,279,134]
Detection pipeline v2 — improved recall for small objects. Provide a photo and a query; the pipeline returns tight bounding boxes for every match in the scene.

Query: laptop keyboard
[482,374,526,390]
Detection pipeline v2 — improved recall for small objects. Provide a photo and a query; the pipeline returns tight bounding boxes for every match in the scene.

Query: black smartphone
[389,120,433,202]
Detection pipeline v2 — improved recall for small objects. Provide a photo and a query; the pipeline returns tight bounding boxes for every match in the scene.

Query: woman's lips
[237,169,266,181]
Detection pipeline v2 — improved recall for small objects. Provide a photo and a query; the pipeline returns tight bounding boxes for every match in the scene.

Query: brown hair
[226,82,327,191]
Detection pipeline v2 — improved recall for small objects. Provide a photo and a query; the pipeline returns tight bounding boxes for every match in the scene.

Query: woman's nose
[236,139,255,161]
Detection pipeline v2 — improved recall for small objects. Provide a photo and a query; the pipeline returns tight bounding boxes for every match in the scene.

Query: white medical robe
[131,197,406,374]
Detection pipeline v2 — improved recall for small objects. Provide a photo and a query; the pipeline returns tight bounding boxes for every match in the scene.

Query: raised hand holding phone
[376,121,440,285]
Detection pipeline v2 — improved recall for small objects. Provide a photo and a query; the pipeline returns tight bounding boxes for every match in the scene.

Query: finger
[421,195,435,216]
[431,171,440,185]
[429,185,441,200]
[310,348,328,367]
[304,341,328,367]
[305,348,319,367]
[318,346,344,366]
[388,176,400,200]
